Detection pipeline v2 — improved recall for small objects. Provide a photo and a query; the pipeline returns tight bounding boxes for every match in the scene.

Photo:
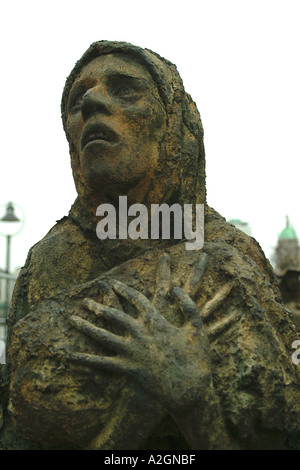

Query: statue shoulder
[205,205,280,297]
[14,217,94,308]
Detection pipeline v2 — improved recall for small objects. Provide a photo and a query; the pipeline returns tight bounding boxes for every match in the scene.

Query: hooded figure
[0,41,299,450]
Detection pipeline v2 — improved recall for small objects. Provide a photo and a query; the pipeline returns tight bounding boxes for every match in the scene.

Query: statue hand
[67,279,211,412]
[65,252,237,414]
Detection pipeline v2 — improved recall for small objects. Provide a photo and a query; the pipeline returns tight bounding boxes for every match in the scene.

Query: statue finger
[172,286,203,326]
[111,279,156,314]
[200,283,234,320]
[96,280,124,310]
[207,312,241,339]
[68,315,131,354]
[153,253,172,308]
[66,352,131,374]
[184,252,208,298]
[82,298,138,333]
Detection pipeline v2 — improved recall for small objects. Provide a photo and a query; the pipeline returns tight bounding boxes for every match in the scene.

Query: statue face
[66,53,166,199]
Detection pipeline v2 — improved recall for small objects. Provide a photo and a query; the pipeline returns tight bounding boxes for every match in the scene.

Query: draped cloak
[0,41,299,450]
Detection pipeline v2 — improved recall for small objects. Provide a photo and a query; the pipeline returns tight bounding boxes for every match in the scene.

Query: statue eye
[68,83,88,113]
[70,95,83,111]
[114,83,136,96]
[108,75,144,100]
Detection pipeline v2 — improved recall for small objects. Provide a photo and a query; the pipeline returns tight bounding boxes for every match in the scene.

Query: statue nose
[81,87,112,121]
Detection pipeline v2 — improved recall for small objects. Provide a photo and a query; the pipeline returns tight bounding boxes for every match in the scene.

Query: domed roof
[279,216,298,240]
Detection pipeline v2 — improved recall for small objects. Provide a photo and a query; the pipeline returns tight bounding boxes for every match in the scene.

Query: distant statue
[0,41,300,450]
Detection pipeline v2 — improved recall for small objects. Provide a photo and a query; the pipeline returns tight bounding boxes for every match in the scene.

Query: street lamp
[0,202,24,340]
[1,202,22,274]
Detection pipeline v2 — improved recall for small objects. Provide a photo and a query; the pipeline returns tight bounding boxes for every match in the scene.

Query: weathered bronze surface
[0,41,299,450]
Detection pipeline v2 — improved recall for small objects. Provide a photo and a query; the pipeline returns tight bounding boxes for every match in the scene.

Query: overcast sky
[0,0,299,272]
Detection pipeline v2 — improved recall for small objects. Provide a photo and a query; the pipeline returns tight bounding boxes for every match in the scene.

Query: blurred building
[230,215,300,330]
[274,216,300,273]
[274,217,300,330]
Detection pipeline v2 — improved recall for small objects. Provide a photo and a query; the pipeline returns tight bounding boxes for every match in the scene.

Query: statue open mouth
[81,122,120,150]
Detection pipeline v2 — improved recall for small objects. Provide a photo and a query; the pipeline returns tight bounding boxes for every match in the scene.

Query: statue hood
[61,41,206,232]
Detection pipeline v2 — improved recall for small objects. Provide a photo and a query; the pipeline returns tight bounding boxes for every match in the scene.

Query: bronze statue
[0,41,299,450]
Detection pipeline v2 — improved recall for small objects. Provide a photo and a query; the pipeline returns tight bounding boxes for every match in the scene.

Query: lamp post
[1,202,21,273]
[0,202,24,340]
